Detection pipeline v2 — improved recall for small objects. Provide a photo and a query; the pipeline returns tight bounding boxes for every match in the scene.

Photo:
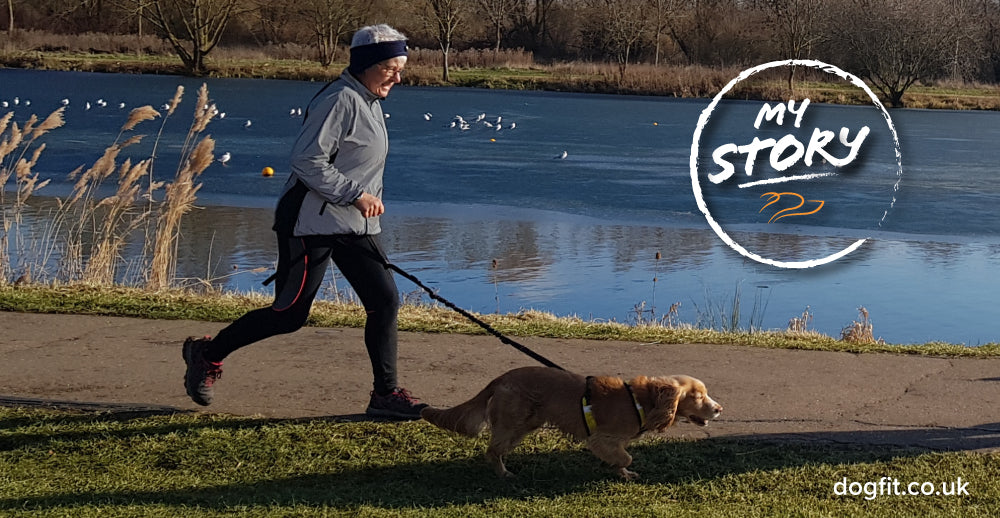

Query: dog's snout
[714,404,723,415]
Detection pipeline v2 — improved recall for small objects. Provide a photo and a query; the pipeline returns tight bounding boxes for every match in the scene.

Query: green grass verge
[1,284,999,357]
[0,406,996,517]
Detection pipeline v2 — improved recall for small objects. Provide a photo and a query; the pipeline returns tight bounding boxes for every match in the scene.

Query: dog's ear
[645,378,682,432]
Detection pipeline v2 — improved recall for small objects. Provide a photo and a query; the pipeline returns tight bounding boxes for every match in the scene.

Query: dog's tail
[420,378,499,436]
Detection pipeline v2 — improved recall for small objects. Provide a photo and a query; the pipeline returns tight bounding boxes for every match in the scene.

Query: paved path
[3,311,1000,451]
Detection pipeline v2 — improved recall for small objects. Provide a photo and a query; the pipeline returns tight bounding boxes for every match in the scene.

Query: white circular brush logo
[690,60,902,268]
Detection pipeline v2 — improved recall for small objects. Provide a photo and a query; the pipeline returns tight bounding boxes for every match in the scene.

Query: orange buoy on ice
[262,166,274,177]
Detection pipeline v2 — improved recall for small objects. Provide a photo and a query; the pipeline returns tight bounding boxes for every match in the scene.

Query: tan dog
[420,366,722,480]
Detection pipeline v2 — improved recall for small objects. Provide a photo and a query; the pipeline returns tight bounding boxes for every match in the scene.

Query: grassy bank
[2,284,999,357]
[1,406,997,517]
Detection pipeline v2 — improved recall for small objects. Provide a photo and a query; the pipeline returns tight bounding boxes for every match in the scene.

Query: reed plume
[121,105,160,133]
[63,134,149,283]
[139,88,185,262]
[32,108,65,139]
[60,100,158,285]
[166,85,184,116]
[146,83,217,289]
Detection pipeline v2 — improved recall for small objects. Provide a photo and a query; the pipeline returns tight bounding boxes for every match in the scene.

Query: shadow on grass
[0,397,246,453]
[0,398,407,453]
[3,404,1000,512]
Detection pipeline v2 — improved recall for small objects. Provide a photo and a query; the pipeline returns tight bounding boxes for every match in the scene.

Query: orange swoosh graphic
[760,192,825,223]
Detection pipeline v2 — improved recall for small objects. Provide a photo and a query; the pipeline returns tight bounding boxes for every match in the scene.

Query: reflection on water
[173,203,723,287]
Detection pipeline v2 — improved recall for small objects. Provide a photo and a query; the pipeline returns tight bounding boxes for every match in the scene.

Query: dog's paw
[618,468,640,481]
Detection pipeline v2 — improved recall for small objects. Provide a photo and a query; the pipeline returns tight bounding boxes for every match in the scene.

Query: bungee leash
[264,236,565,371]
[380,256,565,371]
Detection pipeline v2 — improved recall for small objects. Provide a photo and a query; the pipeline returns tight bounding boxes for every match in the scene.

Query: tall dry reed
[81,153,153,285]
[147,83,216,290]
[1,82,218,290]
[0,107,64,284]
[61,118,155,284]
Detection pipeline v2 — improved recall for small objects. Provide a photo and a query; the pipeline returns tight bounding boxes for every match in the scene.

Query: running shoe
[182,336,223,406]
[366,387,428,420]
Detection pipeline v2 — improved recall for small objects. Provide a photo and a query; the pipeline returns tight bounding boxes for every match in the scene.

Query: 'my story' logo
[690,60,902,269]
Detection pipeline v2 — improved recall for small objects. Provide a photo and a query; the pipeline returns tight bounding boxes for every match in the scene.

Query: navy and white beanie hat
[348,24,408,76]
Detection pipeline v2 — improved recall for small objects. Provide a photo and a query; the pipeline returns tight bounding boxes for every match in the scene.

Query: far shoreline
[3,50,1000,111]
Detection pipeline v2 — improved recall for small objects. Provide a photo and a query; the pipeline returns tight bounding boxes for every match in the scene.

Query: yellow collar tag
[582,396,598,435]
[624,381,647,430]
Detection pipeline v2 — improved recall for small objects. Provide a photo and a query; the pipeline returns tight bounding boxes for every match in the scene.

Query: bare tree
[828,0,967,107]
[943,0,995,82]
[478,0,516,53]
[423,0,469,82]
[511,0,554,54]
[140,0,241,76]
[584,0,651,82]
[662,0,723,65]
[648,0,682,65]
[248,0,298,44]
[112,0,154,38]
[979,0,1000,81]
[298,0,368,67]
[761,0,824,92]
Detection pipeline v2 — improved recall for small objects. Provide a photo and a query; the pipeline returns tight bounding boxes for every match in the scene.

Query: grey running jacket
[275,69,388,236]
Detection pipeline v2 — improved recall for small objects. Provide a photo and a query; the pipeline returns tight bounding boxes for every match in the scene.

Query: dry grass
[840,306,885,345]
[0,29,171,56]
[787,306,814,334]
[407,47,536,69]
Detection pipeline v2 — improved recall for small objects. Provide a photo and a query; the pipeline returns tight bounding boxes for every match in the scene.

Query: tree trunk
[319,31,333,67]
[888,90,905,108]
[617,48,629,84]
[144,0,237,77]
[442,46,450,82]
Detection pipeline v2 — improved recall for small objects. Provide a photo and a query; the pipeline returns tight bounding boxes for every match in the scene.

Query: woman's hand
[353,192,385,218]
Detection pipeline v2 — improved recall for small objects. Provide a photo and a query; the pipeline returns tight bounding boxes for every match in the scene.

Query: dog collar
[581,377,647,436]
[623,381,647,431]
[581,376,598,435]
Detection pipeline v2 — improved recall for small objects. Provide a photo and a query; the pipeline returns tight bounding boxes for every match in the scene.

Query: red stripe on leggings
[272,238,308,312]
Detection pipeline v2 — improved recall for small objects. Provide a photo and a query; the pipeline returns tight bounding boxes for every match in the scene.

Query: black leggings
[207,234,400,395]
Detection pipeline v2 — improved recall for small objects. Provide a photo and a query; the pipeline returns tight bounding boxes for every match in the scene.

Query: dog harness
[581,376,647,436]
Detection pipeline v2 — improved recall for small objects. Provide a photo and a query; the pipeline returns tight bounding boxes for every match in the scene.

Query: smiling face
[358,56,407,98]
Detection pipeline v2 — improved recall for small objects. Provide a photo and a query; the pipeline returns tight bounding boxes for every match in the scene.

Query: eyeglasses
[378,64,406,77]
